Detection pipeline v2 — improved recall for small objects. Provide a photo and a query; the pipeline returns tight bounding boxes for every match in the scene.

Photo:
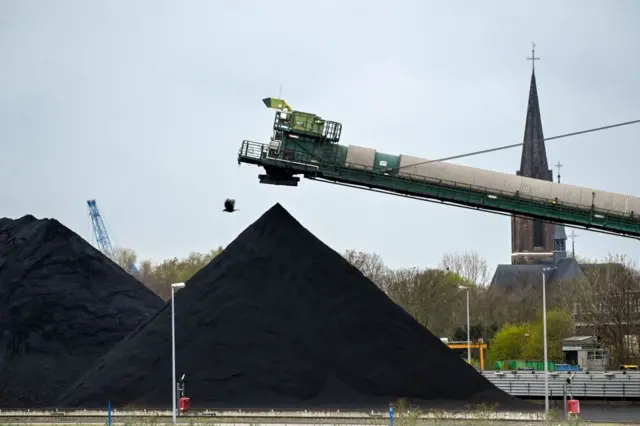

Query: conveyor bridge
[238,98,640,239]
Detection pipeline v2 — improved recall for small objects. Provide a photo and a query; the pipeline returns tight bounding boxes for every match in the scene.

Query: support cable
[388,119,640,172]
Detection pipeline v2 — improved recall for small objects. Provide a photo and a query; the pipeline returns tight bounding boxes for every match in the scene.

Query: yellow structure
[445,342,488,370]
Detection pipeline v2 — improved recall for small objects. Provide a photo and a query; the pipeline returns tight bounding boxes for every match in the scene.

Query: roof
[563,336,599,347]
[564,336,595,342]
[553,223,567,241]
[489,257,584,290]
[489,258,630,291]
[518,71,552,181]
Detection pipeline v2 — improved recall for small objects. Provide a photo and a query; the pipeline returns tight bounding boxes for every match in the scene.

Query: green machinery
[237,98,640,238]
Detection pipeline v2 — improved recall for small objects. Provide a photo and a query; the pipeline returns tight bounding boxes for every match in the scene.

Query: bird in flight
[223,199,238,213]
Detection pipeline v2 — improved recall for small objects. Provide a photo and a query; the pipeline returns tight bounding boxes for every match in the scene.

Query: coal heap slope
[58,203,524,410]
[0,215,164,408]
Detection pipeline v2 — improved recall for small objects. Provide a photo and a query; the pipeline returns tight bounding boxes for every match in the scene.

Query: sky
[1,0,640,274]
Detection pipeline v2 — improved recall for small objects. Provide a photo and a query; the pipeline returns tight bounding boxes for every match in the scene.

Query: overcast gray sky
[2,0,639,273]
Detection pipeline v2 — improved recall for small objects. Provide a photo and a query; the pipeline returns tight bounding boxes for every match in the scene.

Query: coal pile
[0,215,164,408]
[58,204,528,410]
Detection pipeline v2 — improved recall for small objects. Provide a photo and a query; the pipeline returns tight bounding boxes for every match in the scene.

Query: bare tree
[137,247,225,301]
[342,250,388,289]
[138,259,154,278]
[385,267,466,337]
[482,271,544,326]
[111,246,138,272]
[572,254,640,365]
[137,259,172,300]
[440,250,490,287]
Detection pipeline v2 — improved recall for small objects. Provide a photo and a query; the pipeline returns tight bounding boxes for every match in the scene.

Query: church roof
[490,257,585,290]
[518,71,552,181]
[489,258,627,291]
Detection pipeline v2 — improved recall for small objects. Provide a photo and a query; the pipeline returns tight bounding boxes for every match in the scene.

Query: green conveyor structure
[237,98,640,239]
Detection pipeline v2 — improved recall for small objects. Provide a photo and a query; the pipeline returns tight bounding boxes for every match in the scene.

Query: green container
[525,360,557,371]
[507,360,527,370]
[333,144,348,165]
[526,361,542,371]
[373,152,400,172]
[494,361,505,370]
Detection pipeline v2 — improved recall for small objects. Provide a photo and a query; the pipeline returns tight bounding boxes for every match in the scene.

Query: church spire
[518,42,552,181]
[511,43,555,264]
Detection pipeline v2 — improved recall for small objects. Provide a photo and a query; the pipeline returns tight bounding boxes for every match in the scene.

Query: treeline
[112,246,640,366]
[112,246,223,300]
[349,250,640,367]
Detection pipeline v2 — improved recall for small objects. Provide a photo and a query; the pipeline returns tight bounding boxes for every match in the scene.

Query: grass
[0,400,610,426]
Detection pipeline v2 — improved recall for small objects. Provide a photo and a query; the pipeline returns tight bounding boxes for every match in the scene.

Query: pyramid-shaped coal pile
[0,215,164,408]
[58,203,528,410]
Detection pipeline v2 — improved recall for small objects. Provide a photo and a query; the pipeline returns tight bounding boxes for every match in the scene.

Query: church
[489,52,591,290]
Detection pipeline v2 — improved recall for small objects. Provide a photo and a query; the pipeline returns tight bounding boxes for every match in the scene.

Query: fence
[482,370,640,399]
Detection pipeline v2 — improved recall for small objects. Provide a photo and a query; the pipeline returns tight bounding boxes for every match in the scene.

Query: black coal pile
[58,204,528,411]
[0,215,164,408]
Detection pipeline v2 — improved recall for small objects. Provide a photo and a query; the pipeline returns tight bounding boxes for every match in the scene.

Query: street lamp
[458,285,471,365]
[170,282,186,425]
[541,267,556,414]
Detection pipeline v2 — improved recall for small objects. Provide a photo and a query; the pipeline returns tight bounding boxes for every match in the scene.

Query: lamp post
[170,282,186,425]
[541,267,555,414]
[458,285,471,365]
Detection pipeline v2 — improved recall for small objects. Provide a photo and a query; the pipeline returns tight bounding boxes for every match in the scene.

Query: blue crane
[87,199,138,274]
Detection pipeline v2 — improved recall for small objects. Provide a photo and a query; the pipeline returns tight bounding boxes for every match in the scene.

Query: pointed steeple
[518,43,552,181]
[511,43,555,264]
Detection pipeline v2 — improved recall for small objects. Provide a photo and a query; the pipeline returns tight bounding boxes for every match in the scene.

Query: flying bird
[223,198,238,213]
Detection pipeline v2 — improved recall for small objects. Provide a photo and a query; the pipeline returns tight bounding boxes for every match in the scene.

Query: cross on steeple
[527,42,540,73]
[568,230,579,258]
[554,161,563,183]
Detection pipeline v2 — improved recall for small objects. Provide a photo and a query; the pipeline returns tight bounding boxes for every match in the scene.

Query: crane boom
[87,199,138,274]
[87,199,115,259]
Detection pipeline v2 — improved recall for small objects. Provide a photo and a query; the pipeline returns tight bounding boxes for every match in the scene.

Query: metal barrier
[482,370,640,399]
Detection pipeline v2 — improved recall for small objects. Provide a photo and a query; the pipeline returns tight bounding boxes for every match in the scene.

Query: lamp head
[171,282,186,289]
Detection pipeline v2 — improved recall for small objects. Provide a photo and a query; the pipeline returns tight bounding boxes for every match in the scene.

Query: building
[511,57,555,265]
[489,55,627,289]
[491,223,585,290]
[488,56,640,360]
[490,51,595,289]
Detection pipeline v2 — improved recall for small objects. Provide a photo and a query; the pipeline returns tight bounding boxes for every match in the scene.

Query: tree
[440,250,490,287]
[522,309,575,361]
[385,267,469,337]
[139,247,224,300]
[112,246,138,271]
[486,323,533,365]
[572,254,640,365]
[137,258,173,300]
[342,250,388,289]
[150,247,223,284]
[138,259,154,278]
[574,254,595,264]
[481,272,543,327]
[453,322,500,342]
[486,310,573,366]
